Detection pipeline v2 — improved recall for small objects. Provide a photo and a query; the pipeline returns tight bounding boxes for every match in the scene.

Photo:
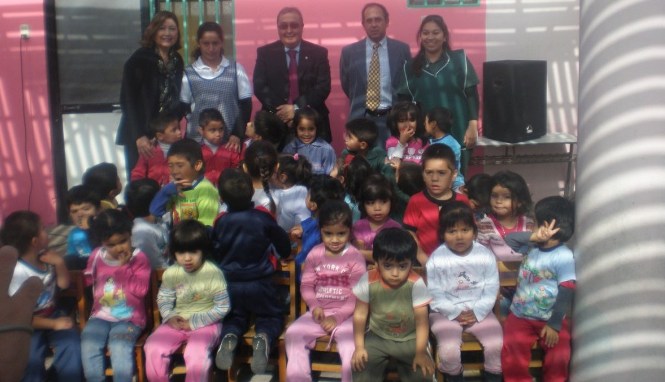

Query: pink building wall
[234,0,487,150]
[0,0,57,226]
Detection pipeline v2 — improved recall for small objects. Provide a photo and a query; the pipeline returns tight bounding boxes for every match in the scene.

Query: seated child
[403,144,470,266]
[286,201,366,382]
[352,174,401,263]
[424,106,465,190]
[198,108,241,186]
[340,155,375,223]
[244,110,288,153]
[351,227,435,382]
[125,178,169,269]
[242,140,279,215]
[145,220,230,382]
[64,184,101,270]
[292,175,346,271]
[385,101,426,166]
[149,138,220,227]
[341,118,393,179]
[130,112,182,185]
[282,107,337,175]
[81,209,151,382]
[427,202,502,382]
[211,168,291,375]
[272,154,312,232]
[1,211,82,381]
[392,162,425,224]
[83,162,123,210]
[464,173,492,218]
[502,196,576,382]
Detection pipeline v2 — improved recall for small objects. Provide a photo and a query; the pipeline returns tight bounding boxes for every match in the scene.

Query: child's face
[296,118,317,144]
[199,120,225,146]
[103,232,132,262]
[490,185,515,219]
[245,121,256,140]
[344,132,364,152]
[168,154,202,184]
[397,114,417,136]
[364,199,390,224]
[157,121,182,145]
[443,222,476,255]
[69,202,98,229]
[422,158,456,199]
[321,222,350,255]
[175,250,204,273]
[377,258,411,288]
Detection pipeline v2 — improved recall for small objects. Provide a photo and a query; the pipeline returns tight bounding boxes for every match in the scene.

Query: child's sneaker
[251,333,270,374]
[215,333,238,370]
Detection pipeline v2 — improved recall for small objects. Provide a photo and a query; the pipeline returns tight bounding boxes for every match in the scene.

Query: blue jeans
[24,321,82,382]
[81,318,142,382]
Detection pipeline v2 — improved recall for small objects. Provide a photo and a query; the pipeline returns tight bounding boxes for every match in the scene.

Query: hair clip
[293,153,299,160]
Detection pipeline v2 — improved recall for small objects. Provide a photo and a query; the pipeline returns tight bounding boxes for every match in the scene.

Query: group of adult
[116,3,480,175]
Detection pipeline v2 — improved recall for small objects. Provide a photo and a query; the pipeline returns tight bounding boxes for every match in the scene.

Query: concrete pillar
[572,0,665,381]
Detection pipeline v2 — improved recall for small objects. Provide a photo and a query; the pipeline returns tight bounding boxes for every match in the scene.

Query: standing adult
[340,3,411,149]
[181,22,252,152]
[397,15,479,172]
[116,11,184,177]
[253,7,332,142]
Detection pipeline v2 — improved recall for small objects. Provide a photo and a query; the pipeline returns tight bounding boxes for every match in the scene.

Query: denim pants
[23,321,82,381]
[81,318,142,382]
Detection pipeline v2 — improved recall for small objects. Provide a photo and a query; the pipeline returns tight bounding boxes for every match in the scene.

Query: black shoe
[484,371,503,382]
[215,333,238,370]
[251,333,270,374]
[443,373,465,382]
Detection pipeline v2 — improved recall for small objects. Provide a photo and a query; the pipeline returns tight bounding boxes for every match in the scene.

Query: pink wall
[0,0,57,226]
[234,0,486,151]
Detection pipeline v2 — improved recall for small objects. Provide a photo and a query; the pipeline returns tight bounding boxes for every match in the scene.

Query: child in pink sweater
[285,200,366,382]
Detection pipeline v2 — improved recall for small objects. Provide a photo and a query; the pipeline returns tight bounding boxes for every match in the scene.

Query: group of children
[1,101,575,382]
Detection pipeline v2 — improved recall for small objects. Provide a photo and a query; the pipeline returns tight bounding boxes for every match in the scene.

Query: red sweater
[130,145,170,185]
[202,144,241,186]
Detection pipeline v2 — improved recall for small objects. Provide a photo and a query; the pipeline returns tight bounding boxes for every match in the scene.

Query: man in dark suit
[253,7,332,142]
[340,3,411,148]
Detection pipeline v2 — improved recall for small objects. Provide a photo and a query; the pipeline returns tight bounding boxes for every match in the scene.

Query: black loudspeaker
[483,60,547,143]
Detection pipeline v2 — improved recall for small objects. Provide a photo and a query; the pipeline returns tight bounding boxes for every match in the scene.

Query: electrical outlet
[20,24,30,39]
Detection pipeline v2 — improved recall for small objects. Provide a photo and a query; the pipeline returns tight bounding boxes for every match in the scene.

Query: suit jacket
[339,37,411,120]
[253,40,332,141]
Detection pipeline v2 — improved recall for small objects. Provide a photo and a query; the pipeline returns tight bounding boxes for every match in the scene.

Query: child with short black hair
[212,168,292,375]
[286,200,366,382]
[403,144,470,266]
[502,196,576,382]
[149,138,220,226]
[198,108,241,186]
[273,154,312,232]
[125,178,169,269]
[283,107,337,175]
[145,219,230,382]
[352,174,401,263]
[385,101,426,166]
[427,202,502,382]
[392,162,425,224]
[464,173,493,217]
[130,112,182,185]
[341,118,390,176]
[340,155,375,222]
[425,106,465,190]
[245,110,288,151]
[65,184,101,269]
[83,162,123,210]
[351,227,434,382]
[82,209,151,382]
[1,211,82,381]
[293,175,346,270]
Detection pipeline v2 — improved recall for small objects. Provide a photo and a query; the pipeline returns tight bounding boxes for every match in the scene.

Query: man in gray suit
[340,3,411,148]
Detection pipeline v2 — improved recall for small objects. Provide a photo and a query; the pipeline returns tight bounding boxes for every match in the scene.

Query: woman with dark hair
[398,15,480,172]
[180,21,252,152]
[117,11,184,177]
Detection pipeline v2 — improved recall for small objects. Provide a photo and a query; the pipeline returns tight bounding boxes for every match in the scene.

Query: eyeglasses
[278,22,301,30]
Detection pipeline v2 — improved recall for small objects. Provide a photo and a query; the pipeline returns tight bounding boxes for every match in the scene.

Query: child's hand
[289,226,303,241]
[179,319,192,331]
[53,317,73,331]
[312,307,325,323]
[320,317,337,333]
[352,347,368,372]
[354,240,366,250]
[174,178,194,192]
[39,251,63,266]
[225,135,241,153]
[412,350,435,377]
[457,310,478,327]
[399,126,415,146]
[167,316,185,329]
[531,219,560,243]
[387,158,402,171]
[540,325,559,348]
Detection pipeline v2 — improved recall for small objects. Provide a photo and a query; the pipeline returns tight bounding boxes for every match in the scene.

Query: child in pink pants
[285,201,366,382]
